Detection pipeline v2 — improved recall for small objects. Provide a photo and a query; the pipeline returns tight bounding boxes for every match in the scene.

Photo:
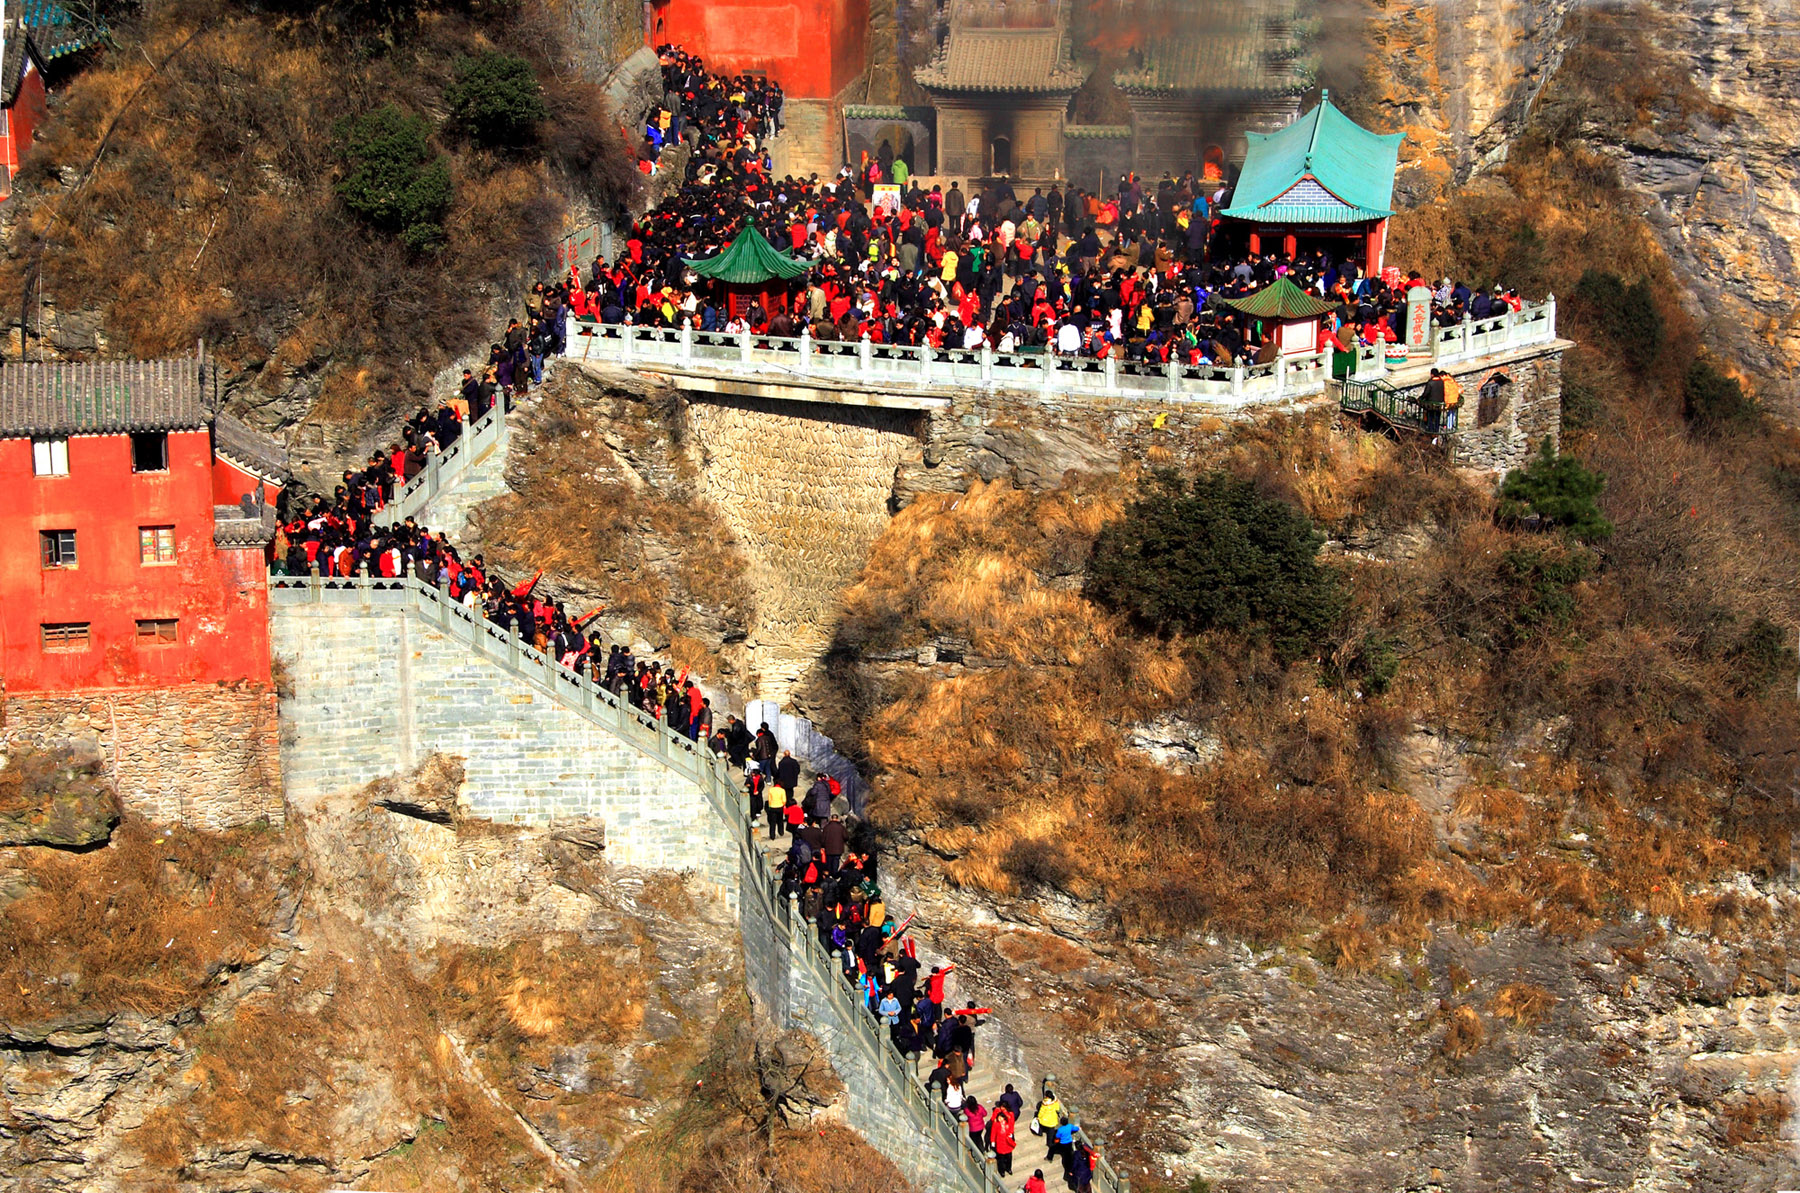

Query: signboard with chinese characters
[1405,285,1434,356]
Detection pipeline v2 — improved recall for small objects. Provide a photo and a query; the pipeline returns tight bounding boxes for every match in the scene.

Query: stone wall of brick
[0,682,283,829]
[737,840,975,1193]
[271,599,736,900]
[685,394,925,701]
[1444,350,1563,473]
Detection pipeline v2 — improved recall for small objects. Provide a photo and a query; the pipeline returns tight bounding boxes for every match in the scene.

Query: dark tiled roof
[213,502,277,548]
[0,358,214,438]
[1,35,30,106]
[1113,0,1313,95]
[916,0,1088,94]
[17,0,106,61]
[212,411,290,482]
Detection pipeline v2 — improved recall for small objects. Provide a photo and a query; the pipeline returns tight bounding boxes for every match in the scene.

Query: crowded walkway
[567,45,1525,379]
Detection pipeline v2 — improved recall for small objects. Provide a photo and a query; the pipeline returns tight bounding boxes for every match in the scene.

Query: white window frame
[32,437,69,476]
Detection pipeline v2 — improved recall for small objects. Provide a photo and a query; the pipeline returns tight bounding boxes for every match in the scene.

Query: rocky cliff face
[1356,0,1800,417]
[0,757,894,1192]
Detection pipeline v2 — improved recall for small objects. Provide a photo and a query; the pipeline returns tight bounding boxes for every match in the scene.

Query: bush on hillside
[333,105,454,252]
[1496,543,1595,648]
[1498,439,1614,542]
[544,82,643,214]
[445,52,548,149]
[1086,470,1345,661]
[1572,270,1664,372]
[1682,358,1758,435]
[1727,618,1795,698]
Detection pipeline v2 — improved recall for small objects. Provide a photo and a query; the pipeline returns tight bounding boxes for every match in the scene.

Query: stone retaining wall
[684,395,925,701]
[1444,350,1563,472]
[0,683,283,829]
[272,599,735,900]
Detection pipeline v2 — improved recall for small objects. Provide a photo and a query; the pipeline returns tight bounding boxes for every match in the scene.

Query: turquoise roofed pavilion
[1219,91,1404,276]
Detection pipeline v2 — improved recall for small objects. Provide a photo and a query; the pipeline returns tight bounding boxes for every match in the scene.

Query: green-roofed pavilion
[1219,91,1404,276]
[1221,277,1341,359]
[683,225,808,317]
[1223,277,1337,320]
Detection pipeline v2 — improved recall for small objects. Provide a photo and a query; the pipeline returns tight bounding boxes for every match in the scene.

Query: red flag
[511,569,543,600]
[574,605,606,627]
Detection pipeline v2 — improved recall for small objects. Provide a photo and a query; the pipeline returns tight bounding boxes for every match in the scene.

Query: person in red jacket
[1024,1169,1047,1193]
[991,1105,1017,1176]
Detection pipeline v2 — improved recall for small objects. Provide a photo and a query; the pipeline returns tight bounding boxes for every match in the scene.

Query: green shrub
[1498,439,1614,542]
[1682,358,1757,435]
[1348,632,1401,695]
[1087,470,1345,661]
[1727,618,1795,697]
[333,105,453,251]
[1560,377,1603,435]
[1498,544,1595,646]
[1572,269,1664,371]
[445,52,547,149]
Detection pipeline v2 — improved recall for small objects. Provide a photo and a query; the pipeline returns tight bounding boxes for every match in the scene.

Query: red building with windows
[0,33,48,196]
[1,1,109,198]
[0,356,284,693]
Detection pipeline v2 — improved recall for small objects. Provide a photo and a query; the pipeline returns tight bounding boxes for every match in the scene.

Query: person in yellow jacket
[765,779,788,840]
[1442,372,1463,430]
[1035,1090,1063,1157]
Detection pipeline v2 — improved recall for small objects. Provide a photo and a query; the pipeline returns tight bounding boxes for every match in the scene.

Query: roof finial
[1321,87,1331,105]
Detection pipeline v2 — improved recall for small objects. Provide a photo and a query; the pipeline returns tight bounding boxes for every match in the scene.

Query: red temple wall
[0,430,271,693]
[653,0,869,99]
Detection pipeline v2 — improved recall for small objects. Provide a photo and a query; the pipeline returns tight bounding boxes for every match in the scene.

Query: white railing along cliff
[375,402,510,528]
[266,569,1127,1193]
[562,298,1557,405]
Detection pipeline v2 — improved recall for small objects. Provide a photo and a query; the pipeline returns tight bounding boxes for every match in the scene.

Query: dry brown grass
[842,312,1800,950]
[1439,1004,1486,1060]
[470,387,752,643]
[1715,1093,1790,1148]
[1490,982,1557,1029]
[0,0,628,431]
[0,816,299,1022]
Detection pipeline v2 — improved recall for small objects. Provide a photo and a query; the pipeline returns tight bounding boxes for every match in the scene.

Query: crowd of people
[555,45,1525,384]
[743,731,1101,1191]
[268,43,1526,1191]
[269,441,1101,1188]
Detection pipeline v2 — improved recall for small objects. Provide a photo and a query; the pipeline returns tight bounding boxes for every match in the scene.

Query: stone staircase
[375,398,514,542]
[751,832,1120,1193]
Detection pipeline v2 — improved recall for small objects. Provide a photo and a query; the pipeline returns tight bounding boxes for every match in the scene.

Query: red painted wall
[0,64,47,196]
[211,454,280,508]
[0,430,272,693]
[652,0,869,99]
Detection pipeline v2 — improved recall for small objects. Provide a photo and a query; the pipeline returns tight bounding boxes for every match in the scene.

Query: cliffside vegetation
[832,11,1800,953]
[0,0,638,431]
[468,376,754,672]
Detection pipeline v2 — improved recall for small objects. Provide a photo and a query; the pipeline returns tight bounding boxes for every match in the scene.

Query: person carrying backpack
[1035,1091,1062,1156]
